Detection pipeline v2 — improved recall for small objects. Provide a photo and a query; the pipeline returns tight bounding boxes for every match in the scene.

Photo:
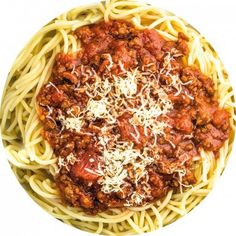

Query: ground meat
[168,90,192,106]
[174,112,193,134]
[181,66,215,96]
[112,40,137,69]
[212,109,230,130]
[176,32,189,55]
[36,20,231,214]
[148,169,168,198]
[180,169,196,185]
[156,154,190,175]
[96,191,127,208]
[53,53,79,76]
[56,173,94,209]
[194,124,229,151]
[195,97,218,125]
[138,29,165,58]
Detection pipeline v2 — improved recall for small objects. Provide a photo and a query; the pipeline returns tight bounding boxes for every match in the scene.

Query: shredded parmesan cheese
[45,105,57,125]
[87,98,108,119]
[114,68,138,97]
[59,113,84,133]
[97,142,154,194]
[57,153,77,172]
[46,82,62,94]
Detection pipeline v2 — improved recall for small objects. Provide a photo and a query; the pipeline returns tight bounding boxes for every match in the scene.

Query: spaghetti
[0,0,235,235]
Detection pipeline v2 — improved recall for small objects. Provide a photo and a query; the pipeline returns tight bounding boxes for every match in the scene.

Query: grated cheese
[97,142,154,194]
[87,98,109,120]
[103,53,114,71]
[57,153,77,172]
[84,167,100,176]
[129,86,172,139]
[130,192,146,205]
[114,68,138,97]
[118,61,126,74]
[58,113,84,133]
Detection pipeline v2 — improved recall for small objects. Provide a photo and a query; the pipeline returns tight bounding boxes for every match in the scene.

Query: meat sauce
[36,20,231,213]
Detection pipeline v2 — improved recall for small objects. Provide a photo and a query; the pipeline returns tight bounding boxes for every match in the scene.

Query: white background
[0,0,236,235]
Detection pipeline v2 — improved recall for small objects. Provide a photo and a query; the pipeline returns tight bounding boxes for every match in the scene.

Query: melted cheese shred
[1,0,235,235]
